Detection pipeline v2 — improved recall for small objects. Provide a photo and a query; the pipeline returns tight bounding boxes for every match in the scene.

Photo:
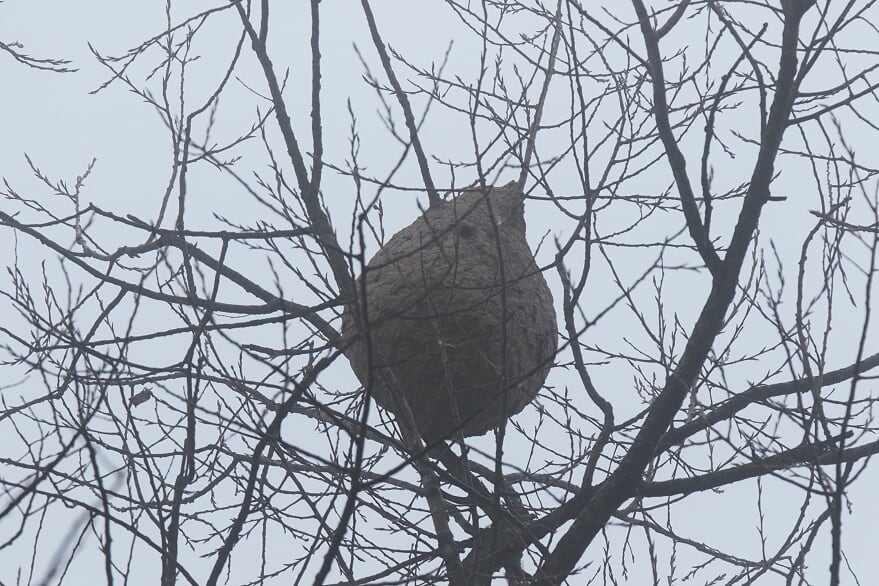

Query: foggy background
[2,1,877,584]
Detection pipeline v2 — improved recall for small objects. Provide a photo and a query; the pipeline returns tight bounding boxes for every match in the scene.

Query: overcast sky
[2,1,878,584]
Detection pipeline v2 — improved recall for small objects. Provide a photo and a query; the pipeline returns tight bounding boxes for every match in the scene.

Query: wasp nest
[341,182,557,441]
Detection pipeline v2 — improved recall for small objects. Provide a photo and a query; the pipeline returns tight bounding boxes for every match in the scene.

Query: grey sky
[2,1,878,584]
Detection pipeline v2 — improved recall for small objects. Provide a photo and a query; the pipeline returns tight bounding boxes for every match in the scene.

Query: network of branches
[2,1,879,585]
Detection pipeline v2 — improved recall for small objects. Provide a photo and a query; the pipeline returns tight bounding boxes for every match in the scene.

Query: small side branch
[361,0,440,207]
[632,0,723,276]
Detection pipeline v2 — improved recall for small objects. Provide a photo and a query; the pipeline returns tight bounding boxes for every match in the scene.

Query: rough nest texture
[341,182,557,441]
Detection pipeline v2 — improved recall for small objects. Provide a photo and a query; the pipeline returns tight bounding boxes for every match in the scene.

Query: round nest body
[341,182,558,441]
